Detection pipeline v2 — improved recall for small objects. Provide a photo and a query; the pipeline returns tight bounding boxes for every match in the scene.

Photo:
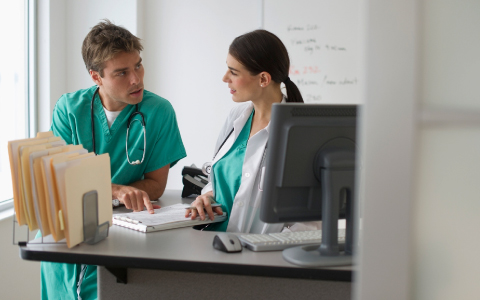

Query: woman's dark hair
[229,29,304,103]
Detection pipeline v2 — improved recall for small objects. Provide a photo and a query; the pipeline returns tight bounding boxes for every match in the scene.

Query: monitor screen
[260,103,358,267]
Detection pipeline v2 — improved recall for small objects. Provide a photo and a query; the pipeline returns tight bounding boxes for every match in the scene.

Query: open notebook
[113,203,227,232]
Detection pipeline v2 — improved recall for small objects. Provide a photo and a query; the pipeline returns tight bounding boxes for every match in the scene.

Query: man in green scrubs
[40,20,186,300]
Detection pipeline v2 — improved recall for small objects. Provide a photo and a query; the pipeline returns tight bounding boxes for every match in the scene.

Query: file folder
[51,152,94,241]
[20,140,66,230]
[8,132,61,226]
[42,148,88,241]
[8,132,113,247]
[31,145,84,236]
[64,154,112,248]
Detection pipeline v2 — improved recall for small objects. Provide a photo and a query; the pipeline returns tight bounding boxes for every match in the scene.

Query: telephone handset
[181,165,210,198]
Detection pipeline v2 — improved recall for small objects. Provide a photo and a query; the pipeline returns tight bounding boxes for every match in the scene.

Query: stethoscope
[201,128,234,175]
[90,86,146,165]
[202,127,268,186]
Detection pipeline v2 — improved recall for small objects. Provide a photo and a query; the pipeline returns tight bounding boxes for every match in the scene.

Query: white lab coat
[202,97,323,234]
[202,100,283,234]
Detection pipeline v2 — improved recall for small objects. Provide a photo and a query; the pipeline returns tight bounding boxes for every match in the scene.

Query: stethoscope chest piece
[91,87,147,166]
[202,162,212,176]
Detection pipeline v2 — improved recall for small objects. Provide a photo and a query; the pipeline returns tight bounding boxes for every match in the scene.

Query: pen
[186,203,222,210]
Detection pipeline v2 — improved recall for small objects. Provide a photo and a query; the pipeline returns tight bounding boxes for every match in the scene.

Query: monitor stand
[283,140,355,267]
[282,245,352,267]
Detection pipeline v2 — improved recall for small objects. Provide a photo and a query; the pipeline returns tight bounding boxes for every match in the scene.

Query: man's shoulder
[53,86,97,118]
[141,90,174,112]
[57,86,97,108]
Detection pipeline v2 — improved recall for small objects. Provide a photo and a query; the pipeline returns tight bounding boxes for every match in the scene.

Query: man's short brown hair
[82,19,143,77]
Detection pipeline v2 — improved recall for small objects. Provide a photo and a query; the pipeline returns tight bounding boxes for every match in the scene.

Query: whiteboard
[264,0,360,104]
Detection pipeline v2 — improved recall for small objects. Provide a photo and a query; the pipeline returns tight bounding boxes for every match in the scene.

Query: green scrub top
[207,110,254,232]
[40,85,187,300]
[51,85,186,183]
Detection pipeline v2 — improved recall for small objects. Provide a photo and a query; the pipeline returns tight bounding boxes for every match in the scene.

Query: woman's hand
[185,191,223,221]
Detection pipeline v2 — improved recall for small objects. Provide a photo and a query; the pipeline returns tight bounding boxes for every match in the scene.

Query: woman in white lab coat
[186,30,316,234]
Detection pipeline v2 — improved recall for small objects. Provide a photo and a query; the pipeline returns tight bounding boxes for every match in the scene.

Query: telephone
[181,164,209,198]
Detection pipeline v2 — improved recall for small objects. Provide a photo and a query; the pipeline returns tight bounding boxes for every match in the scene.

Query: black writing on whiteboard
[323,76,358,86]
[325,44,347,51]
[287,24,319,31]
[291,38,317,45]
[296,79,319,86]
[304,94,322,102]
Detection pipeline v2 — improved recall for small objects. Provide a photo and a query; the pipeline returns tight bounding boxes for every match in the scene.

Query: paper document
[113,203,227,232]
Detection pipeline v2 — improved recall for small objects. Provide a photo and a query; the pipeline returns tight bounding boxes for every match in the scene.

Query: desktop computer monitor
[260,103,358,267]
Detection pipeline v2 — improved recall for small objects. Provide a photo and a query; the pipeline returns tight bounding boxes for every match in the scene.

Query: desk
[20,190,352,300]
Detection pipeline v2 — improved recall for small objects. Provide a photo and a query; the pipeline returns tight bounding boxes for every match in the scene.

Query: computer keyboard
[238,229,346,252]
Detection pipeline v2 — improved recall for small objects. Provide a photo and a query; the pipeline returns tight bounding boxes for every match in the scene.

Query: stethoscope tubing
[203,127,268,179]
[90,86,146,165]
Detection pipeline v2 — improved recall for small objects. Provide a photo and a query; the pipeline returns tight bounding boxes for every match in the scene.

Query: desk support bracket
[105,267,127,284]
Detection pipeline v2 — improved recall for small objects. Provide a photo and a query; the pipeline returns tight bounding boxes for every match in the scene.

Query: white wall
[37,0,67,137]
[65,0,142,93]
[142,0,262,189]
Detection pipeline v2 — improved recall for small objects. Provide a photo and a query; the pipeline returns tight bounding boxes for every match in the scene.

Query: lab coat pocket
[250,167,265,208]
[258,167,265,192]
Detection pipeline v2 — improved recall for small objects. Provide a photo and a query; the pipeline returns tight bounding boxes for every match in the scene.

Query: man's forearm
[112,164,170,204]
[112,178,166,201]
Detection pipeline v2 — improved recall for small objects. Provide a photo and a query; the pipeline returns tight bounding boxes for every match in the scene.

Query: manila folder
[64,153,112,248]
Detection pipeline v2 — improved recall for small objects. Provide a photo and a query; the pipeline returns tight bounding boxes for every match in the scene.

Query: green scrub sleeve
[144,101,186,173]
[50,96,74,145]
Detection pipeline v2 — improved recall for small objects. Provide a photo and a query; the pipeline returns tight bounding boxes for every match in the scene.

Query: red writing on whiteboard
[289,65,321,75]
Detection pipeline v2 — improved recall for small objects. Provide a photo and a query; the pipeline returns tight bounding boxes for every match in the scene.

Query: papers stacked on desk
[8,131,113,248]
[113,203,227,232]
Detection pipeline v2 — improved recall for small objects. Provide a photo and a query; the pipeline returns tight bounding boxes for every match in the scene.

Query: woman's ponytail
[283,77,304,103]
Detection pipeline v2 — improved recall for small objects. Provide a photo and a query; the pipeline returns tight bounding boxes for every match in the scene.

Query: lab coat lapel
[212,104,254,166]
[237,95,286,183]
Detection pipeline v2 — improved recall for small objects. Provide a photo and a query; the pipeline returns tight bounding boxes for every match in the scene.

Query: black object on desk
[181,165,209,197]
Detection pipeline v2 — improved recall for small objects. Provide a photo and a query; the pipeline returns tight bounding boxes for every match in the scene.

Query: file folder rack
[14,190,109,246]
[82,190,109,245]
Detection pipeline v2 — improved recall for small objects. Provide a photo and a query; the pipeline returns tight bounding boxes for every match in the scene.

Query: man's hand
[112,184,160,214]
